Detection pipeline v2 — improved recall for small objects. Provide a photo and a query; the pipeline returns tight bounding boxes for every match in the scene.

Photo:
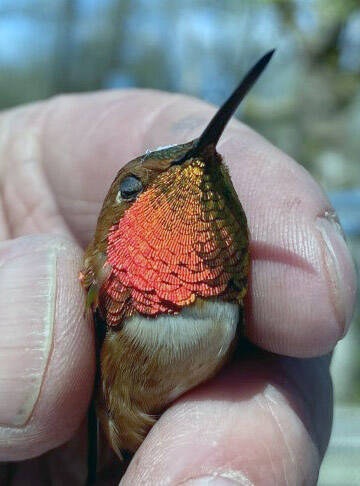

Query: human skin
[0,90,357,485]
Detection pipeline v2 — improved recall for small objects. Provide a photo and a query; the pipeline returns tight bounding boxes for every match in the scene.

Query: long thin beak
[173,49,275,165]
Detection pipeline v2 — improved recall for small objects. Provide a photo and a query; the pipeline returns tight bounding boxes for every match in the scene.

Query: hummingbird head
[86,51,274,324]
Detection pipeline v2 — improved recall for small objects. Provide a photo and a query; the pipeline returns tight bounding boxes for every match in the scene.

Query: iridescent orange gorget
[101,154,248,323]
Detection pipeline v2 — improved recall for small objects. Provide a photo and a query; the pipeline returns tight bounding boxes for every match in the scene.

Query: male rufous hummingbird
[80,50,274,481]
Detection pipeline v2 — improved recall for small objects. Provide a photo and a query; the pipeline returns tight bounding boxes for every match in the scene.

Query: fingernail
[316,212,357,337]
[0,248,56,426]
[181,473,253,485]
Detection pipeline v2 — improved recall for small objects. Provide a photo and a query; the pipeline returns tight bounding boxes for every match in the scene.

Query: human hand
[0,91,357,485]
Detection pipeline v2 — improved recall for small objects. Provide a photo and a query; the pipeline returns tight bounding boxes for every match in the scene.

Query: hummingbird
[80,50,274,482]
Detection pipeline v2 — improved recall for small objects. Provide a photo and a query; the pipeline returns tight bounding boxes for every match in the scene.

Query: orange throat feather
[100,157,249,325]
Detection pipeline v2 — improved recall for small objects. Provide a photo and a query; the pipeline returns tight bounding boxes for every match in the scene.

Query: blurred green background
[0,0,359,484]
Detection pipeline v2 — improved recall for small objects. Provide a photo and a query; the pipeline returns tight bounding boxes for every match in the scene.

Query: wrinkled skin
[0,90,357,485]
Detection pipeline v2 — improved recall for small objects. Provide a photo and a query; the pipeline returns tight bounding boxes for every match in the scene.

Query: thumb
[0,234,94,461]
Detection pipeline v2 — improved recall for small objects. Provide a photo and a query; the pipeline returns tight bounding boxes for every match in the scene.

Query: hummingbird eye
[118,175,143,201]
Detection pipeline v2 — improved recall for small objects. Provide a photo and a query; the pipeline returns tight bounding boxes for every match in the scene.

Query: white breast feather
[123,300,238,362]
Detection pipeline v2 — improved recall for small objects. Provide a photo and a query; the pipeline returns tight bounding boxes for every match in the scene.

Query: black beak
[172,49,275,165]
